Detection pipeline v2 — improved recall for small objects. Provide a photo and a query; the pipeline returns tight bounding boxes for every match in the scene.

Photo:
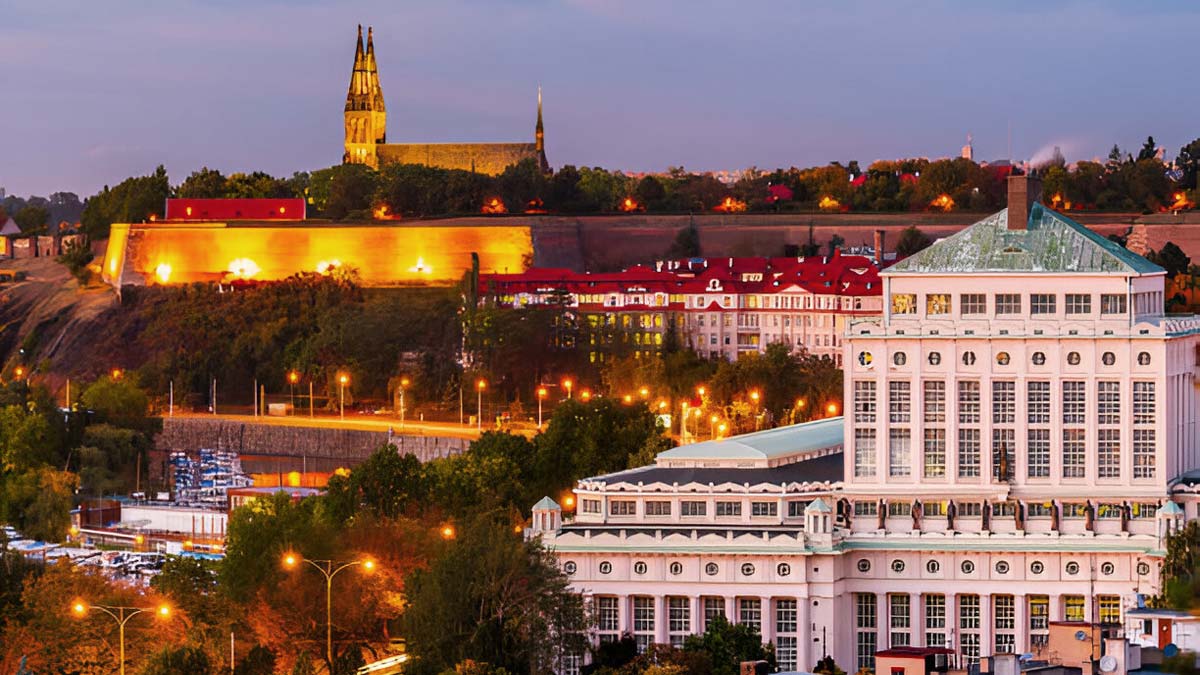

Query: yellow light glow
[639,387,649,398]
[288,371,299,384]
[72,602,87,615]
[580,390,592,401]
[185,206,193,217]
[797,398,806,408]
[157,605,171,618]
[697,386,706,396]
[623,394,633,404]
[537,387,548,398]
[183,540,193,548]
[14,366,25,378]
[818,195,841,211]
[109,258,118,273]
[826,402,839,415]
[228,258,260,279]
[476,379,487,391]
[408,257,432,274]
[284,553,297,567]
[441,526,456,540]
[363,559,375,571]
[562,378,573,390]
[316,259,343,275]
[749,390,760,402]
[286,471,301,487]
[154,263,172,283]
[279,206,286,215]
[562,495,576,509]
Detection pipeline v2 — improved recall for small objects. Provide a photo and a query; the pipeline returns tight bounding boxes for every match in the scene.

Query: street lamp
[623,394,633,405]
[476,379,487,430]
[826,401,839,417]
[111,368,124,381]
[580,389,592,402]
[710,414,719,438]
[72,601,172,675]
[338,373,349,420]
[399,376,410,428]
[440,525,456,540]
[562,378,573,399]
[749,390,761,430]
[13,366,25,380]
[288,371,299,414]
[696,385,707,397]
[282,554,377,667]
[537,386,548,428]
[638,386,650,399]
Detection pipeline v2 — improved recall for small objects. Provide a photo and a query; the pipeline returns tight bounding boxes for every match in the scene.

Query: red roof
[479,252,882,302]
[875,647,955,658]
[165,198,306,221]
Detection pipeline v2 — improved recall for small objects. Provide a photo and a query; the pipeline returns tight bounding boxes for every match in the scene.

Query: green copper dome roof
[886,204,1164,276]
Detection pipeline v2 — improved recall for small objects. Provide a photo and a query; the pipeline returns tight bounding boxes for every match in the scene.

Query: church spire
[365,26,385,111]
[346,24,370,107]
[535,86,544,154]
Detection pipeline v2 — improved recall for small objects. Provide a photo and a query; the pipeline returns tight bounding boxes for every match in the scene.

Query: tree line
[62,133,1200,240]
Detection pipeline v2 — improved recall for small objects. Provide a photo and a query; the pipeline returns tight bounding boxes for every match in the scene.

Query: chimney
[1006,172,1043,231]
[873,229,885,265]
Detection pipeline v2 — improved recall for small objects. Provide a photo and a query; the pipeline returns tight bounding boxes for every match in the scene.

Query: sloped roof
[656,417,843,462]
[886,204,1163,275]
[0,218,20,236]
[591,450,844,486]
[532,496,561,511]
[805,498,832,513]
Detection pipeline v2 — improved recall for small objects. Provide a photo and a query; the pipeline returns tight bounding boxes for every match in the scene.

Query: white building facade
[538,178,1200,673]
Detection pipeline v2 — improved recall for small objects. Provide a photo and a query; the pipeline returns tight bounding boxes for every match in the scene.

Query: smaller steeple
[365,26,385,112]
[535,85,545,154]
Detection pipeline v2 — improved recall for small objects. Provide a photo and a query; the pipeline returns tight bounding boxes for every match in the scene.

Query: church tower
[344,25,387,168]
[534,87,549,172]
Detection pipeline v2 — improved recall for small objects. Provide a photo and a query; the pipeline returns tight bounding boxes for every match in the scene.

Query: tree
[14,205,49,235]
[175,167,229,198]
[324,444,428,523]
[310,164,378,219]
[400,513,588,675]
[1138,136,1159,162]
[1,467,76,542]
[1177,138,1200,190]
[79,375,151,430]
[894,226,932,257]
[79,165,170,239]
[233,646,277,675]
[1148,242,1191,279]
[140,645,214,675]
[498,158,548,212]
[665,223,701,258]
[56,238,95,284]
[682,616,773,675]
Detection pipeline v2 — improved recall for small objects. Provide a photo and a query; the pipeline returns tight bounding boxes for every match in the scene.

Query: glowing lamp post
[562,378,573,400]
[72,601,172,675]
[639,386,650,399]
[537,386,548,429]
[580,389,592,402]
[13,366,25,382]
[111,368,124,381]
[287,371,299,414]
[749,390,761,430]
[338,373,349,420]
[283,554,377,668]
[826,401,839,417]
[476,379,487,430]
[399,376,410,428]
[710,414,719,438]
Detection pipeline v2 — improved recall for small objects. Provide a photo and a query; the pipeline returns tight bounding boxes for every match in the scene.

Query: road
[166,411,487,439]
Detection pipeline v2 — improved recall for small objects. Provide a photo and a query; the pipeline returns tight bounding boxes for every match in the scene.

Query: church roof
[885,203,1164,276]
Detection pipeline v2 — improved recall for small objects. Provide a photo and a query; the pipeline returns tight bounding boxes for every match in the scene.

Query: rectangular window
[1098,381,1121,425]
[581,499,601,514]
[995,634,1016,654]
[1097,503,1124,519]
[1101,294,1128,315]
[1063,381,1086,425]
[924,380,946,424]
[1063,429,1087,478]
[610,500,636,516]
[633,596,655,653]
[925,595,946,629]
[855,429,877,478]
[924,428,946,478]
[597,596,619,632]
[854,501,879,517]
[1134,429,1157,479]
[667,597,689,645]
[1134,382,1156,425]
[956,502,983,517]
[1066,293,1092,315]
[738,598,761,633]
[958,428,981,478]
[1132,502,1159,519]
[960,595,980,629]
[1065,596,1085,622]
[992,501,1016,517]
[891,594,911,629]
[1062,503,1088,518]
[995,293,1021,315]
[889,381,911,424]
[1027,381,1051,424]
[958,381,980,424]
[751,501,777,517]
[889,428,911,477]
[992,428,1015,481]
[961,293,986,315]
[992,381,1016,424]
[891,293,917,314]
[854,381,877,424]
[926,294,951,315]
[716,501,741,517]
[1030,596,1049,631]
[1028,428,1050,478]
[961,633,981,664]
[1098,428,1121,479]
[1027,502,1054,518]
[645,501,671,516]
[924,501,946,517]
[776,636,797,672]
[887,501,912,518]
[995,595,1015,630]
[681,501,706,517]
[704,597,725,630]
[1099,596,1121,624]
[1031,294,1057,315]
[855,594,877,672]
[776,599,797,634]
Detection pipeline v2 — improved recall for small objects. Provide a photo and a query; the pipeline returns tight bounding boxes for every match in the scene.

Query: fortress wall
[155,417,466,462]
[105,223,533,287]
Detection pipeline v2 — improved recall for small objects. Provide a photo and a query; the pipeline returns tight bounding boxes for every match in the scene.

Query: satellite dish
[1075,630,1089,641]
[1099,655,1118,673]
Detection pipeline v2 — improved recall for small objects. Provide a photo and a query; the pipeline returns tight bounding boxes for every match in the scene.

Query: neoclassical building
[343,25,548,174]
[534,175,1200,673]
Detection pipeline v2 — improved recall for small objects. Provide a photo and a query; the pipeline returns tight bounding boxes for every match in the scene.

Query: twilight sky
[3,0,1198,197]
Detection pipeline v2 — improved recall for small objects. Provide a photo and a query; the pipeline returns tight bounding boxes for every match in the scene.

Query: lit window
[926,294,951,315]
[891,293,917,314]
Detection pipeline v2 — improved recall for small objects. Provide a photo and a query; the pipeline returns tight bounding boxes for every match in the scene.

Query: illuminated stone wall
[102,222,533,287]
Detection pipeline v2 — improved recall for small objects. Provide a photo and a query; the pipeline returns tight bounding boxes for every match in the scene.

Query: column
[690,596,702,635]
[655,595,668,645]
[877,593,890,648]
[618,594,629,634]
[1015,594,1028,654]
[725,595,736,624]
[911,592,924,647]
[1049,593,1064,622]
[798,597,813,672]
[949,593,959,661]
[762,596,775,643]
[980,594,993,657]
